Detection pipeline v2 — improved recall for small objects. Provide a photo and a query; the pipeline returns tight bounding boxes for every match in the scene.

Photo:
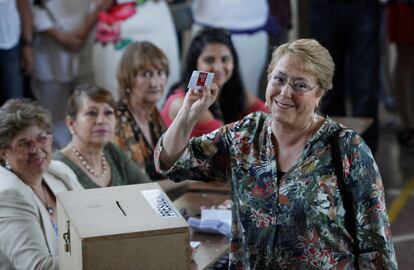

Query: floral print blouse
[115,101,166,180]
[154,112,398,269]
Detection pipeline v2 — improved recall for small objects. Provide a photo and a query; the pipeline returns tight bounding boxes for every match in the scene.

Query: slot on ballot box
[57,183,191,270]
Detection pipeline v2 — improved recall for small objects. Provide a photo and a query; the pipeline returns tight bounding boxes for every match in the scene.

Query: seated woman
[161,28,268,137]
[0,99,82,269]
[53,84,151,188]
[114,41,189,198]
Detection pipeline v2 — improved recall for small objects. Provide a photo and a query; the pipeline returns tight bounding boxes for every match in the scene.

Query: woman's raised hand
[181,83,219,124]
[159,83,219,168]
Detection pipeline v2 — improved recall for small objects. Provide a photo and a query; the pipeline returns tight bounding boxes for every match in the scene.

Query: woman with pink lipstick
[154,39,398,268]
[0,99,82,269]
[114,41,189,199]
[161,28,268,138]
[53,84,150,189]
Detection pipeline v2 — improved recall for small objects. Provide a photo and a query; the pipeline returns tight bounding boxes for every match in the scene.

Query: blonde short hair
[117,41,169,100]
[267,39,335,95]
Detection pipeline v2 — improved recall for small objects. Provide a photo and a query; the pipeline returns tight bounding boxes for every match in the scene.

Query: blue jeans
[309,0,382,153]
[0,44,23,105]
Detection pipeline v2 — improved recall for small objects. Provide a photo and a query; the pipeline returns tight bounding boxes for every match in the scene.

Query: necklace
[72,147,107,178]
[32,181,54,215]
[41,183,54,215]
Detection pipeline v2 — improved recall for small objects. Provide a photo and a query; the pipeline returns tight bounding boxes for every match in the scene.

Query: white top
[0,0,20,49]
[0,160,83,270]
[192,0,268,30]
[31,0,94,82]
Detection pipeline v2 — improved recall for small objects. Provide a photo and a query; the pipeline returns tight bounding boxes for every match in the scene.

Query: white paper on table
[201,209,231,227]
[187,209,231,237]
[190,241,201,249]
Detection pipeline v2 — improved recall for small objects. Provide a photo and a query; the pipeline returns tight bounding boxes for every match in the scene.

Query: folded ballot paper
[187,209,231,237]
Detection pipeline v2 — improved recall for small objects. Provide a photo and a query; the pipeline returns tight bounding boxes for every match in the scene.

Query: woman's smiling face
[265,53,322,129]
[197,42,234,89]
[2,125,53,178]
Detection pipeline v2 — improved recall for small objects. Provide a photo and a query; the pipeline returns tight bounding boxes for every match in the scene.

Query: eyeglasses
[10,133,52,153]
[272,75,320,93]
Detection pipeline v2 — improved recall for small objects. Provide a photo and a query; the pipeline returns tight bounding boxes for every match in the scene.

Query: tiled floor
[376,105,414,269]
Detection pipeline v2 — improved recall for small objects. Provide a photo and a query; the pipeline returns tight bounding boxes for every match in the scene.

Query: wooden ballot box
[57,183,190,270]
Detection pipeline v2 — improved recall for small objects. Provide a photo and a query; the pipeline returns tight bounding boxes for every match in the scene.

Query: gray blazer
[0,160,83,270]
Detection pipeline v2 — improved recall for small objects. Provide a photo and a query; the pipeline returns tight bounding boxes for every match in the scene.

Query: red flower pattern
[96,3,136,44]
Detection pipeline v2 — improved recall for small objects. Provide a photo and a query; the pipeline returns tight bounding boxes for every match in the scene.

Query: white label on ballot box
[141,189,178,219]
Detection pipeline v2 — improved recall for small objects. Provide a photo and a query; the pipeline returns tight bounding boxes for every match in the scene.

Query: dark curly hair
[167,28,246,124]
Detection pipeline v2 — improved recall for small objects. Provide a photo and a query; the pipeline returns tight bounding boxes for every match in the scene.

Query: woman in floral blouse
[115,41,188,198]
[154,39,398,269]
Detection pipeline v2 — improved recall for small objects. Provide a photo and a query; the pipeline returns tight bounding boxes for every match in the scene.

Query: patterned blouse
[115,101,166,180]
[154,112,398,269]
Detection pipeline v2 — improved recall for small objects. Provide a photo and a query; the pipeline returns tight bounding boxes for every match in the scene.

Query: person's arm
[160,84,219,169]
[73,0,113,41]
[41,0,113,51]
[16,0,33,74]
[30,2,83,51]
[43,29,84,51]
[114,131,189,195]
[0,190,58,270]
[342,132,398,269]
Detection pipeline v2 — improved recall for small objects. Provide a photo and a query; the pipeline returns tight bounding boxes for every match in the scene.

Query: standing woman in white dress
[93,0,180,104]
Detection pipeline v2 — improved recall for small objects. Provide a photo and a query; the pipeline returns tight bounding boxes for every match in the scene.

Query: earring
[315,100,321,112]
[125,88,130,94]
[5,159,11,170]
[69,128,75,135]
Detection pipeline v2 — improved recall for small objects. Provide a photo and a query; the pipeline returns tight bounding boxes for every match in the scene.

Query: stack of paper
[187,209,231,237]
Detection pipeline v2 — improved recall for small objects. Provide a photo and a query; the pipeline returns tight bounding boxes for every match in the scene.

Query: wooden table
[188,181,231,195]
[190,232,230,270]
[173,192,231,270]
[331,116,373,134]
[173,191,230,217]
